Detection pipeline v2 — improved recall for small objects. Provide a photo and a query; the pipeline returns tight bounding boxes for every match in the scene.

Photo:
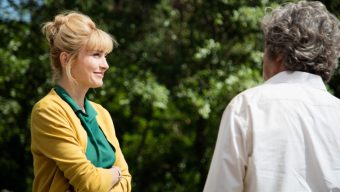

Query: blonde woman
[30,12,131,192]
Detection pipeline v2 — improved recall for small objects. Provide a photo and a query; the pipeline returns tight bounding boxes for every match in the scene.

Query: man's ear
[275,53,284,64]
[275,53,286,71]
[60,52,69,67]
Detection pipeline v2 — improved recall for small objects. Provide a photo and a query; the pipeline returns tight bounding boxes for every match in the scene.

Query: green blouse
[54,85,116,168]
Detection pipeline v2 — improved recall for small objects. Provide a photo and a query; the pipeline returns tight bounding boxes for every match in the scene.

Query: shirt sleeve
[203,97,251,192]
[31,103,114,192]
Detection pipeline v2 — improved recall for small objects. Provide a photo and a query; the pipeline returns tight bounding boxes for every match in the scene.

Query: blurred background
[1,0,340,191]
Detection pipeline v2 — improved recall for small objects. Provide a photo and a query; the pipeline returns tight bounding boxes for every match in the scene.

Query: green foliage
[0,0,339,191]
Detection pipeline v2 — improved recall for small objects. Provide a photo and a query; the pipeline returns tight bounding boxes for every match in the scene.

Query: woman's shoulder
[32,89,67,113]
[88,101,109,115]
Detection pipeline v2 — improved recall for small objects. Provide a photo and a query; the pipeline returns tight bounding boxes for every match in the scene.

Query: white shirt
[203,71,340,192]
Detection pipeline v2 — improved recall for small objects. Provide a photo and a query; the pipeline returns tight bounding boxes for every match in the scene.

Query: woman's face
[71,47,109,89]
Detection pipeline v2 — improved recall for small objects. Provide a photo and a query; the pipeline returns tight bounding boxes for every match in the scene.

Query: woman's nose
[100,57,109,71]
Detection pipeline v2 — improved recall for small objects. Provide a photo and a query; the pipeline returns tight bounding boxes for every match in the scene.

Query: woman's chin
[90,82,104,88]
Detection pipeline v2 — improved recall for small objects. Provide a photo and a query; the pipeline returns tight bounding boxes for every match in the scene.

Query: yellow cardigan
[30,89,131,192]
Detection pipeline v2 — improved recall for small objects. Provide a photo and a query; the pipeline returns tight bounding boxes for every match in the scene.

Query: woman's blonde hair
[42,11,118,83]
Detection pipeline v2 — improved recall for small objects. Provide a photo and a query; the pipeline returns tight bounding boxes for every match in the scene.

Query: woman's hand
[110,166,122,185]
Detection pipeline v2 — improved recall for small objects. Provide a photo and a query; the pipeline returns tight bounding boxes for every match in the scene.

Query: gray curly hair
[261,1,340,82]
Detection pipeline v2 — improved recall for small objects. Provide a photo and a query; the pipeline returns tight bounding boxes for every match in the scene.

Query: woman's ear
[59,52,70,67]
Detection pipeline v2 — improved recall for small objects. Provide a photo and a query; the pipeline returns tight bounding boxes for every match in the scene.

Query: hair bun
[41,14,69,45]
[53,14,69,28]
[41,22,56,45]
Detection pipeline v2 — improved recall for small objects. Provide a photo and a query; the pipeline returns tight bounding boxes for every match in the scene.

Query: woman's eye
[93,52,101,57]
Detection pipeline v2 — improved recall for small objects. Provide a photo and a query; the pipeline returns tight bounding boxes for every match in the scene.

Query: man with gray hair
[204,1,340,191]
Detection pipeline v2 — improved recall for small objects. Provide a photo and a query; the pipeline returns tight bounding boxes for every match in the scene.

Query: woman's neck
[58,79,88,110]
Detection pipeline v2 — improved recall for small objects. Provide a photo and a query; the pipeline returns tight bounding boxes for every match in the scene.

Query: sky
[0,0,43,22]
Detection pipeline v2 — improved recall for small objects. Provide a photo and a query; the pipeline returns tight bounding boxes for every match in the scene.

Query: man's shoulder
[227,83,286,110]
[232,84,268,102]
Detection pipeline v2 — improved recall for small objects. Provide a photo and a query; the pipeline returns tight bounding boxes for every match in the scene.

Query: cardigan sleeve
[31,101,114,192]
[97,107,132,192]
[110,133,132,192]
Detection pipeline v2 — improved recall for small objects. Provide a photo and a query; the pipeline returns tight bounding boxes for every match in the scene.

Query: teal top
[54,85,116,168]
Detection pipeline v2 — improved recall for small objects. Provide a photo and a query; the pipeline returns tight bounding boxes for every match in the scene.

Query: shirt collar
[84,99,97,121]
[54,85,97,119]
[265,71,327,91]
